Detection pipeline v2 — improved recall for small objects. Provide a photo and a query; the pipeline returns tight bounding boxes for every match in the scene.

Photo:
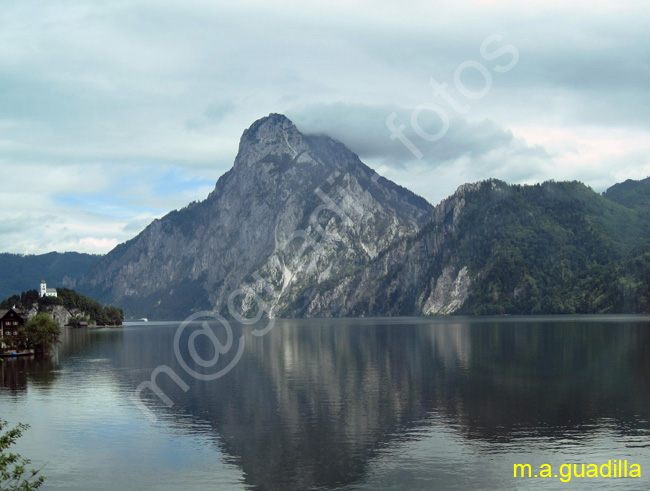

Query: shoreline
[0,349,35,357]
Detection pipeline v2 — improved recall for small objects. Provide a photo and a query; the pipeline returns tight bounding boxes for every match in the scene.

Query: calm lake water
[1,316,650,490]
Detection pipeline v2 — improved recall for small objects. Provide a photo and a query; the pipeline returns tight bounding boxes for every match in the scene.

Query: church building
[40,280,58,298]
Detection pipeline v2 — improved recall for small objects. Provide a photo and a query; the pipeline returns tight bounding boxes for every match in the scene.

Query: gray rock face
[26,304,91,327]
[290,183,477,317]
[79,114,434,319]
[422,266,470,315]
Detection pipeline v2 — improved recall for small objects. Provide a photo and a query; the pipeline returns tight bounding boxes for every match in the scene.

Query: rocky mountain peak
[234,113,307,168]
[80,114,434,318]
[243,113,296,138]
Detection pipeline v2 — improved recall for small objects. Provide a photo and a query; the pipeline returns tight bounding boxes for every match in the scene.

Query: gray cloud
[0,0,648,252]
[289,102,551,169]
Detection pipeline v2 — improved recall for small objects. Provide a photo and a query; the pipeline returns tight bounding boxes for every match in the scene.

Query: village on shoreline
[0,280,123,357]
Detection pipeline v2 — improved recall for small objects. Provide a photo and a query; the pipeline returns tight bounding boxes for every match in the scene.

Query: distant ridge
[603,176,650,210]
[0,252,100,301]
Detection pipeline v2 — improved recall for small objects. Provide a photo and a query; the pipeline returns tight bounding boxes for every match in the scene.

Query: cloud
[79,237,119,252]
[291,102,549,165]
[288,102,554,202]
[0,0,648,253]
[0,161,220,254]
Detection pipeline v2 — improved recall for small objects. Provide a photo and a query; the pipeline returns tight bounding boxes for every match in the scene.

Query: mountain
[78,114,433,318]
[603,176,650,210]
[0,252,101,301]
[77,114,650,318]
[295,179,650,316]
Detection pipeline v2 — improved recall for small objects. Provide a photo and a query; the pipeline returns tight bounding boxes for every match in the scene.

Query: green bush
[0,419,46,490]
[18,313,61,353]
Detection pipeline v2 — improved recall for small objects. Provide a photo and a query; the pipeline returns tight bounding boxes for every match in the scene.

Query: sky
[1,0,649,254]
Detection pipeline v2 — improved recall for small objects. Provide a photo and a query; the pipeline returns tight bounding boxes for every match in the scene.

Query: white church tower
[40,280,58,298]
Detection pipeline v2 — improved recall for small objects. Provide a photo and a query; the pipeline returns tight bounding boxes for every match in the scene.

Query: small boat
[0,349,35,357]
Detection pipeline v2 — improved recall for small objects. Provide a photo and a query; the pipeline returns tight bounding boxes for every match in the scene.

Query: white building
[40,280,58,298]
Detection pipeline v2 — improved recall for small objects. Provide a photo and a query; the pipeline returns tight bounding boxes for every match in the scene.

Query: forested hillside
[454,180,650,314]
[283,179,650,317]
[0,252,100,301]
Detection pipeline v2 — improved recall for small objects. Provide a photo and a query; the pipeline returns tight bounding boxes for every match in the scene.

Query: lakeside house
[0,307,27,353]
[40,280,58,297]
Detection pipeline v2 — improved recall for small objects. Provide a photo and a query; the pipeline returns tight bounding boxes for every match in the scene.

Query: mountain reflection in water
[1,317,649,490]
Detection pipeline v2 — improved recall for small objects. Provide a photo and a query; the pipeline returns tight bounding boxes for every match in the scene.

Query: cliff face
[79,114,433,318]
[281,182,479,317]
[26,305,93,327]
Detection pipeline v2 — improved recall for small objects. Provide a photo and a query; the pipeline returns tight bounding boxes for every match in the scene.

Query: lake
[1,316,649,490]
